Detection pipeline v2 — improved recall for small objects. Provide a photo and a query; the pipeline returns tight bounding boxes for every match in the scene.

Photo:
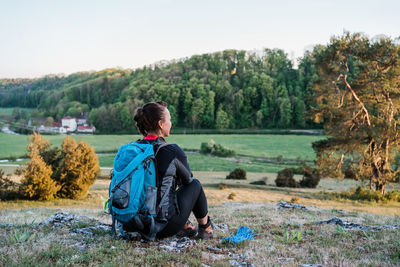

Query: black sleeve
[173,145,193,185]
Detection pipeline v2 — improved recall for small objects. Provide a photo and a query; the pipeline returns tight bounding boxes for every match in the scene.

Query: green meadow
[0,133,323,161]
[98,152,298,172]
[0,107,34,117]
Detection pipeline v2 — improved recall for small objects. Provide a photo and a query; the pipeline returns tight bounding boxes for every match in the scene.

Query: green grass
[98,152,300,172]
[0,107,34,117]
[0,133,141,158]
[0,133,324,160]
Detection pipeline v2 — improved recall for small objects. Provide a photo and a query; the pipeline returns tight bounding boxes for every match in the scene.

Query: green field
[0,133,324,160]
[0,107,34,117]
[98,152,300,172]
[0,133,324,172]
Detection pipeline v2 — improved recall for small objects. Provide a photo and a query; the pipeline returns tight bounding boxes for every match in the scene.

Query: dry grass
[2,171,400,216]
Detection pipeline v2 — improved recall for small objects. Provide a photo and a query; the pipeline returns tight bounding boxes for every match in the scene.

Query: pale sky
[1,0,399,78]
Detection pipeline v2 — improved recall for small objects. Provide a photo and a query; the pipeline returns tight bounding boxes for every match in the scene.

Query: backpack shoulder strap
[154,143,169,156]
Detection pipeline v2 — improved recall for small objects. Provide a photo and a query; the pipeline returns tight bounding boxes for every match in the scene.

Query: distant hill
[0,49,320,133]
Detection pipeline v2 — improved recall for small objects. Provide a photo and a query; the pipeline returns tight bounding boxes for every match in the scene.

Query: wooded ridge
[0,48,320,133]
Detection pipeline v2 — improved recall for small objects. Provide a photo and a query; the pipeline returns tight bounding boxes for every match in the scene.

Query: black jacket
[139,137,193,219]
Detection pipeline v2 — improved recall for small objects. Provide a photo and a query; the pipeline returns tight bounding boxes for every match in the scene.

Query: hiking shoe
[196,225,213,240]
[196,216,213,240]
[176,220,197,238]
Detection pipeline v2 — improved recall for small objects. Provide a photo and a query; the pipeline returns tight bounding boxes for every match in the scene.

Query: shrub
[299,166,321,188]
[0,170,20,200]
[219,183,228,190]
[228,192,237,200]
[200,139,235,157]
[7,155,18,162]
[57,136,100,200]
[275,168,299,188]
[12,132,100,201]
[200,141,213,154]
[339,186,400,202]
[226,168,247,180]
[290,197,300,204]
[20,150,60,200]
[343,166,359,180]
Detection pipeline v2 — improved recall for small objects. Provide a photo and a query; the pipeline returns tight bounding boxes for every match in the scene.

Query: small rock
[70,224,110,236]
[159,236,197,252]
[201,252,226,261]
[317,216,400,231]
[228,252,248,261]
[207,247,223,253]
[228,259,255,267]
[277,201,308,211]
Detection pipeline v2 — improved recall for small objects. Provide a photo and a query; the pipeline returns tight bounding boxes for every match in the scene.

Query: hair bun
[134,108,143,122]
[133,101,168,136]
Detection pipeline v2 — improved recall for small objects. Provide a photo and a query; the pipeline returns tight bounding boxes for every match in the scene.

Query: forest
[0,48,320,133]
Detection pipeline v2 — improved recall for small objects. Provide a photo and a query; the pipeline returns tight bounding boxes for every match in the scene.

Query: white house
[61,116,77,132]
[77,125,96,133]
[76,117,87,126]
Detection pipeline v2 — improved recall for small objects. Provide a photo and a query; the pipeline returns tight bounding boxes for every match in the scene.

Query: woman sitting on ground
[125,101,213,239]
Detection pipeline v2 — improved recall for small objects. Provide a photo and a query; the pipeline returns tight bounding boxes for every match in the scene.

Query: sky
[1,0,399,78]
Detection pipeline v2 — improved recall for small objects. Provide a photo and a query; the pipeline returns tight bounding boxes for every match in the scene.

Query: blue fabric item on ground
[222,226,257,244]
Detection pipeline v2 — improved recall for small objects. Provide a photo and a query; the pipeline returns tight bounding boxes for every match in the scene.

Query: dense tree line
[0,49,320,133]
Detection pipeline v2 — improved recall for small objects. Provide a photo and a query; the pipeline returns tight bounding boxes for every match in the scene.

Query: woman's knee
[178,178,202,195]
[189,178,203,191]
[191,178,201,186]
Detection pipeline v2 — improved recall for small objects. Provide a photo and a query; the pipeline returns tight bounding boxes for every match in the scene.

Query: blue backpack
[108,141,168,240]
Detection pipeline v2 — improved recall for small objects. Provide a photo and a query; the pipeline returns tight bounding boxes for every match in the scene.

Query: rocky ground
[1,200,400,266]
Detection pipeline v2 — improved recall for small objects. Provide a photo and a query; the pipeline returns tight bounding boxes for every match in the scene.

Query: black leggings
[157,179,208,238]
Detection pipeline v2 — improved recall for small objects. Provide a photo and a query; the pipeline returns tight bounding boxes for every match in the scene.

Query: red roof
[62,116,73,120]
[53,122,62,127]
[78,126,94,130]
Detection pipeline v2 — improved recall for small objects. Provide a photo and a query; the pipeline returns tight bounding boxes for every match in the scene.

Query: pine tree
[312,32,400,194]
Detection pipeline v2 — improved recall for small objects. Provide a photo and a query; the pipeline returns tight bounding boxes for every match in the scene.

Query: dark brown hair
[134,101,168,136]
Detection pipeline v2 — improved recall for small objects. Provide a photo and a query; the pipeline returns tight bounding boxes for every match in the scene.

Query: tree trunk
[375,182,386,195]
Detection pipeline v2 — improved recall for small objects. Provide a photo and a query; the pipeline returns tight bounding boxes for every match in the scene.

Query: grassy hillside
[1,173,400,266]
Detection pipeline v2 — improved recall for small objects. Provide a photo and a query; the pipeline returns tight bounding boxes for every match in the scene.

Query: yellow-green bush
[57,136,100,200]
[18,132,100,201]
[339,186,400,202]
[20,150,60,200]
